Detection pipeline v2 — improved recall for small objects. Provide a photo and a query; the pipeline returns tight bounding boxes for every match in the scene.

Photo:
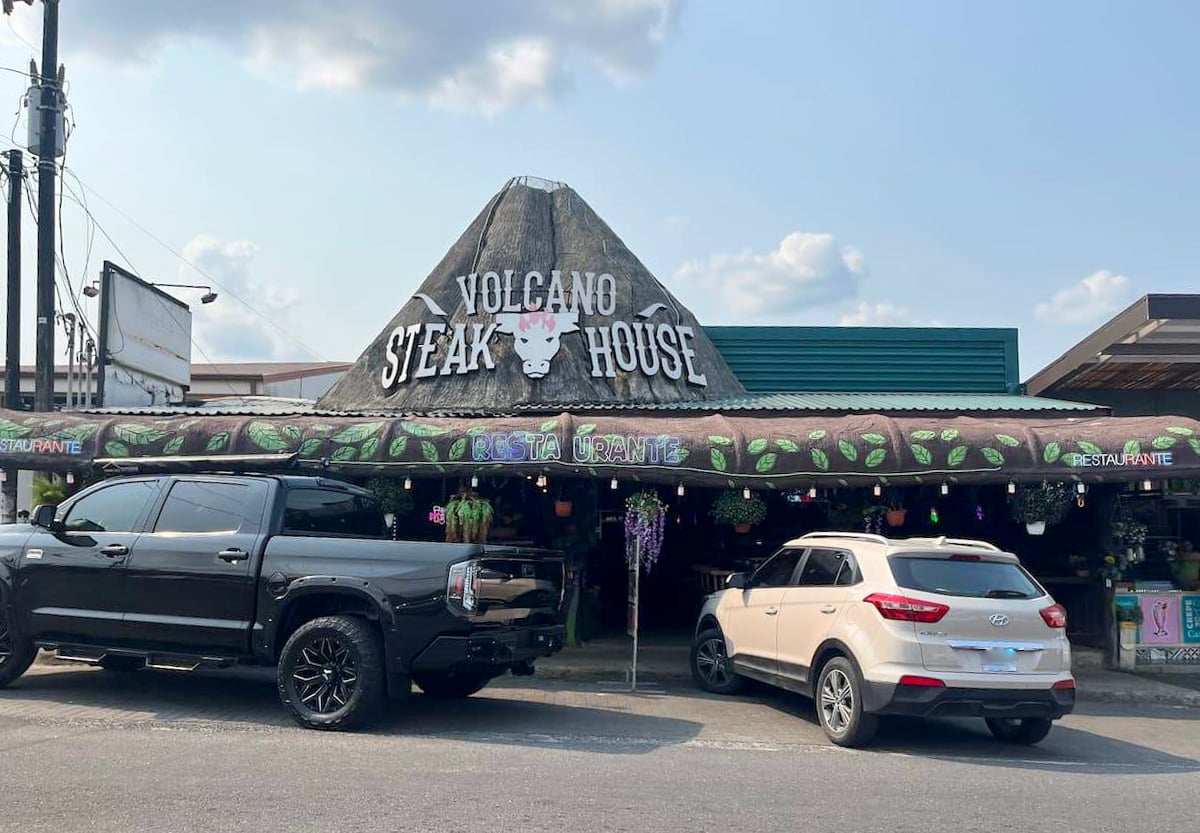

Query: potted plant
[884,490,907,527]
[367,477,414,535]
[1008,481,1071,535]
[445,490,494,544]
[1167,540,1200,589]
[625,490,666,571]
[862,505,886,535]
[1112,519,1148,561]
[553,486,574,518]
[711,489,767,533]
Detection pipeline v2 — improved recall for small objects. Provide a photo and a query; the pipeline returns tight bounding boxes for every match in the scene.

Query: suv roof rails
[798,531,890,545]
[901,536,1001,552]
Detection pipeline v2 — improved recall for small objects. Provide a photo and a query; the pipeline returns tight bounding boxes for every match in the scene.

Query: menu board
[1183,595,1200,645]
[1139,594,1182,645]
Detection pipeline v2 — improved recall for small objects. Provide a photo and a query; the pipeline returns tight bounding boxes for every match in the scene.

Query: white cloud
[1033,270,1132,324]
[838,301,941,326]
[10,0,680,115]
[181,235,301,362]
[674,232,866,321]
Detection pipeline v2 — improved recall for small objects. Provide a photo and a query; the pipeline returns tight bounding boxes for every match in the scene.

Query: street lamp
[82,280,218,304]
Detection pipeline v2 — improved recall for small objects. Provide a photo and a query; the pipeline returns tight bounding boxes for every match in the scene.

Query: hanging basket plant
[625,490,666,572]
[1009,481,1071,534]
[445,490,494,544]
[711,489,767,530]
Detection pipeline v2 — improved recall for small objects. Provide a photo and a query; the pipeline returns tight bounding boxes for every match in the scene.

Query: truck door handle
[100,544,129,558]
[820,606,837,614]
[764,608,779,616]
[218,548,249,563]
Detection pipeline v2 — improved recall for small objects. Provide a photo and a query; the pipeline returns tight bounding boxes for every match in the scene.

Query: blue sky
[1,1,1196,379]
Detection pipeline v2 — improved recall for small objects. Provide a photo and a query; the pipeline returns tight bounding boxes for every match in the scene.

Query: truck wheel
[413,672,490,699]
[278,615,386,731]
[0,606,36,689]
[986,717,1053,745]
[98,655,144,673]
[815,656,878,748]
[690,629,743,695]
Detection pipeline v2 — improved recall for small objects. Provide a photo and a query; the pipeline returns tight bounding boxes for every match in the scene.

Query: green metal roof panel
[708,326,1020,394]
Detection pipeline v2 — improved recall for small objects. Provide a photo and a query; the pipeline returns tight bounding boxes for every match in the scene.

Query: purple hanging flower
[625,490,666,572]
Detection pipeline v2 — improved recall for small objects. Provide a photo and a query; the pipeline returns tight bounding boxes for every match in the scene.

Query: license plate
[981,646,1018,673]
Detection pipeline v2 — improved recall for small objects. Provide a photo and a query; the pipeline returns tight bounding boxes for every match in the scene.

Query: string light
[536,473,547,488]
[677,483,685,497]
[610,477,618,490]
[742,486,751,500]
[470,474,479,488]
[930,507,940,525]
[808,486,818,499]
[1075,483,1086,494]
[1007,482,1017,495]
[1142,479,1153,492]
[940,482,949,496]
[873,484,883,498]
[403,477,412,491]
[66,472,75,485]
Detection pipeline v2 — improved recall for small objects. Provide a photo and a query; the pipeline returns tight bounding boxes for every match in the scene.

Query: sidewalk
[537,634,1200,708]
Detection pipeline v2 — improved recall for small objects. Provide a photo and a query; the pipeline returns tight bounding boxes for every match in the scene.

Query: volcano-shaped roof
[319,178,745,412]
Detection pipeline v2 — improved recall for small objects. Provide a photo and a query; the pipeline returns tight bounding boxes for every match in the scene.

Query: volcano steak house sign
[379,270,708,390]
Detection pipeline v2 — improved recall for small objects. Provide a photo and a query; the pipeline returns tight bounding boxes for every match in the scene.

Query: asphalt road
[2,664,1198,833]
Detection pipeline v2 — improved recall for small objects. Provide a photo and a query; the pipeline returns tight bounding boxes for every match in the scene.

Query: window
[154,481,257,534]
[283,489,386,538]
[61,481,157,533]
[752,548,804,587]
[888,555,1043,599]
[796,548,849,587]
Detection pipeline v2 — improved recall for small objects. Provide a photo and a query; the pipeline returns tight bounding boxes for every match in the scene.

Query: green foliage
[445,492,494,543]
[366,477,414,517]
[711,489,767,527]
[31,474,66,507]
[1009,481,1072,525]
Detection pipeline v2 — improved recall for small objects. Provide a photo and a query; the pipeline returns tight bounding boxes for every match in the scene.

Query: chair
[692,565,730,596]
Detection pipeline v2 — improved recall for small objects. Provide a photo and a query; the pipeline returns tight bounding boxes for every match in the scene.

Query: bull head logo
[494,311,579,379]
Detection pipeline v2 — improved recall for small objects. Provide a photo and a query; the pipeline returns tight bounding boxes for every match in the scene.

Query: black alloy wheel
[0,604,36,688]
[278,615,385,731]
[690,629,743,695]
[293,637,359,714]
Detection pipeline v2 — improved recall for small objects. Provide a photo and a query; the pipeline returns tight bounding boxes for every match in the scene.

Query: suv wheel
[986,717,1053,745]
[414,672,490,699]
[0,605,36,689]
[816,657,878,747]
[278,615,386,731]
[690,629,743,695]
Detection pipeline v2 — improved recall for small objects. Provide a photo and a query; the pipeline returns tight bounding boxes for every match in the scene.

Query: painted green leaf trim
[299,438,323,457]
[334,422,386,444]
[1166,426,1195,437]
[282,425,302,441]
[162,436,185,455]
[539,418,560,432]
[677,448,690,462]
[206,432,231,453]
[104,441,130,457]
[811,448,830,471]
[1077,441,1103,455]
[838,439,857,462]
[910,444,933,465]
[389,436,408,458]
[330,445,357,462]
[1189,438,1200,456]
[809,429,828,441]
[947,445,968,467]
[113,423,169,446]
[911,430,937,441]
[940,429,960,442]
[449,437,468,461]
[711,448,728,471]
[865,448,887,468]
[861,433,887,446]
[1124,440,1141,456]
[51,424,99,442]
[466,425,491,436]
[995,434,1021,448]
[421,441,439,462]
[708,435,734,446]
[576,423,597,436]
[755,453,777,473]
[981,447,1005,466]
[360,437,381,459]
[309,424,334,434]
[747,438,768,455]
[400,421,447,438]
[1152,436,1177,450]
[247,422,288,452]
[1043,442,1062,464]
[775,438,800,452]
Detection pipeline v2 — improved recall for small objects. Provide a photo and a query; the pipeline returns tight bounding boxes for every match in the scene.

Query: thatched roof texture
[318,178,745,411]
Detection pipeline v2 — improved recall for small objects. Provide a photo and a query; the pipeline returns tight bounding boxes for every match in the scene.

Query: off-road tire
[0,608,36,689]
[815,656,878,748]
[278,615,386,731]
[413,672,491,699]
[690,628,744,695]
[986,717,1054,745]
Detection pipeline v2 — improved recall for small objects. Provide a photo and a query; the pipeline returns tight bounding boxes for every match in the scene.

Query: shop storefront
[3,178,1200,656]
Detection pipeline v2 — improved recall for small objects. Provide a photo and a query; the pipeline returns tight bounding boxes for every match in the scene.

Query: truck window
[59,481,157,533]
[154,481,258,534]
[283,489,387,538]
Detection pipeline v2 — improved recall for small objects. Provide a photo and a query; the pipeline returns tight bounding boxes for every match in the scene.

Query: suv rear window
[888,555,1044,599]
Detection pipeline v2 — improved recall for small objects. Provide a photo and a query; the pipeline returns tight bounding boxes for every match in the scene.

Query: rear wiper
[984,589,1028,599]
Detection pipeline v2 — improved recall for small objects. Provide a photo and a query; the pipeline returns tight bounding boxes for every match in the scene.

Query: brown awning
[4,407,1197,487]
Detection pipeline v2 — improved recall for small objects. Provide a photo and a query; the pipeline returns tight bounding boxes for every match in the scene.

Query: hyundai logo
[989,613,1011,627]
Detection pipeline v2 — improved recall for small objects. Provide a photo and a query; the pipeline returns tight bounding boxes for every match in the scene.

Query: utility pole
[2,149,21,522]
[33,0,60,413]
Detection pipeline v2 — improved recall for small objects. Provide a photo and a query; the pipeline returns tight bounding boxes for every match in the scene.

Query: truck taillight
[864,593,950,623]
[447,561,480,613]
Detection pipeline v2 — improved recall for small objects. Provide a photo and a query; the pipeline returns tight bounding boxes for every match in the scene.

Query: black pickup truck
[0,474,565,729]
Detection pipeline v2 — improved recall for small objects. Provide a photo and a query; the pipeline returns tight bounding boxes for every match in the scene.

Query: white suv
[690,532,1075,747]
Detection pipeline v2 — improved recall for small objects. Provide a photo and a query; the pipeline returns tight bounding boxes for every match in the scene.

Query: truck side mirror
[725,572,747,590]
[31,504,59,531]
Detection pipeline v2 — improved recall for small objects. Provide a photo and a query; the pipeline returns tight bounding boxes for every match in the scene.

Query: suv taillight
[447,560,480,613]
[1040,603,1067,629]
[864,593,950,623]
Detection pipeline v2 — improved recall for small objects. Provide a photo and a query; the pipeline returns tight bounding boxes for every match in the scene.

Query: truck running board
[46,645,235,672]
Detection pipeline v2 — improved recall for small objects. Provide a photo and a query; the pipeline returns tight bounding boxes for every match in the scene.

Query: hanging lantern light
[536,473,547,488]
[1007,481,1017,495]
[677,483,685,497]
[742,486,751,500]
[470,474,479,488]
[403,477,412,491]
[808,486,818,499]
[610,477,618,490]
[66,472,76,485]
[929,506,940,525]
[873,484,883,498]
[940,482,949,496]
[1142,479,1153,492]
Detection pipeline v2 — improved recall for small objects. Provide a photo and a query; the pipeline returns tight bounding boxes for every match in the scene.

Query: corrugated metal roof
[76,392,1103,418]
[709,326,1020,394]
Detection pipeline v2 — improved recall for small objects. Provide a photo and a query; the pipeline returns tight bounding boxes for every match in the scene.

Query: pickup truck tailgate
[467,547,565,626]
